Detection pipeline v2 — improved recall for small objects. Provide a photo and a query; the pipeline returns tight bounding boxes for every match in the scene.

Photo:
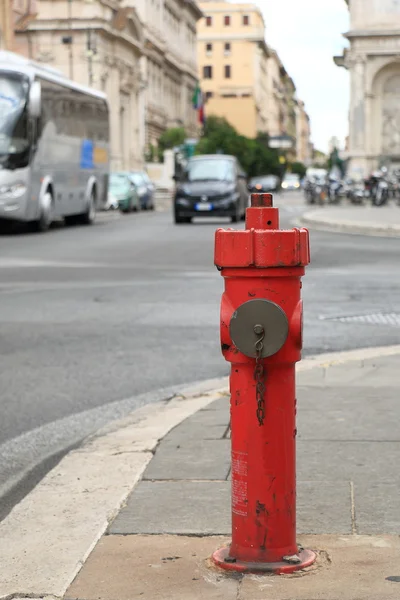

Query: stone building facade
[133,0,202,150]
[296,100,312,165]
[335,0,400,177]
[10,0,202,170]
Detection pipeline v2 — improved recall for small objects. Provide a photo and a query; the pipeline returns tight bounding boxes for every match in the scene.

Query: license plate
[195,202,212,211]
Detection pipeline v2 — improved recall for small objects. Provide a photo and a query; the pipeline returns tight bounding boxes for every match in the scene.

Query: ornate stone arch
[127,10,144,48]
[370,61,400,161]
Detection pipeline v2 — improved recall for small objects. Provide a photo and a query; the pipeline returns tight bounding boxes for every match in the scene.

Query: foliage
[313,149,328,168]
[158,127,187,152]
[195,116,281,178]
[289,162,307,178]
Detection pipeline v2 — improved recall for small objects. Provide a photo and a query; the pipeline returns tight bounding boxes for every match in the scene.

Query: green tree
[289,162,307,178]
[195,117,281,178]
[158,127,187,152]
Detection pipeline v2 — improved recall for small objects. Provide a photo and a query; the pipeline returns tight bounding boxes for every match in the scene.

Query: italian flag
[192,83,206,125]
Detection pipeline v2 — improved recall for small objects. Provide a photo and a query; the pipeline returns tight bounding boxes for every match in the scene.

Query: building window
[243,15,250,25]
[203,65,213,79]
[206,43,213,56]
[224,42,231,55]
[205,91,214,100]
[224,15,231,26]
[206,15,212,26]
[224,65,231,79]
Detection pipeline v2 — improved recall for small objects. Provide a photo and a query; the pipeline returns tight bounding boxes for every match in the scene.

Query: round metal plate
[230,299,289,358]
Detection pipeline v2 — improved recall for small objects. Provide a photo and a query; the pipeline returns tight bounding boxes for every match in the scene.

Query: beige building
[197,1,271,138]
[335,0,400,177]
[197,0,311,163]
[10,0,201,170]
[296,100,312,165]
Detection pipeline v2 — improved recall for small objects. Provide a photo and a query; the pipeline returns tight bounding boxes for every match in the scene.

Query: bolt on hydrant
[212,193,316,574]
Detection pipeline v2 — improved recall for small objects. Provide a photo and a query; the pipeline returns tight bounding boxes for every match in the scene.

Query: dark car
[174,155,248,224]
[128,172,155,210]
[248,175,280,193]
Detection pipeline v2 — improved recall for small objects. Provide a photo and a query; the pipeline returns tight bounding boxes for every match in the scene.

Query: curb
[300,211,400,238]
[1,345,400,599]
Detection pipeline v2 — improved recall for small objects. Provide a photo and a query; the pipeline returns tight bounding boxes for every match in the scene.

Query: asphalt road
[1,192,400,517]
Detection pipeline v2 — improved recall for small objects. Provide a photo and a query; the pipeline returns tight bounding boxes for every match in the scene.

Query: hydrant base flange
[212,547,317,575]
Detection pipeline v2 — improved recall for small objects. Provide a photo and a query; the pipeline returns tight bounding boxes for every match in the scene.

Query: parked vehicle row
[304,167,400,207]
[106,171,155,213]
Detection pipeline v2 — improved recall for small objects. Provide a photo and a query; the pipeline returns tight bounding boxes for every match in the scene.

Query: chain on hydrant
[212,192,317,575]
[253,324,266,426]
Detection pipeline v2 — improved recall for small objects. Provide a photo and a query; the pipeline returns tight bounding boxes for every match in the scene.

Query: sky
[228,0,350,152]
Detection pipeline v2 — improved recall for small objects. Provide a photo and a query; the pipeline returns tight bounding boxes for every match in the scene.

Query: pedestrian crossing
[320,312,400,328]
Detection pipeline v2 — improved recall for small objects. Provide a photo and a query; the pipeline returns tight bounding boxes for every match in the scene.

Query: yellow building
[197,1,270,138]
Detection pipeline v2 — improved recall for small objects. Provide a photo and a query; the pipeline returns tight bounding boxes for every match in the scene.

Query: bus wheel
[34,191,53,232]
[79,191,96,225]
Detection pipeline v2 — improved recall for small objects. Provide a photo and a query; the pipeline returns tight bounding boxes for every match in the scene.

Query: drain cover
[320,312,400,327]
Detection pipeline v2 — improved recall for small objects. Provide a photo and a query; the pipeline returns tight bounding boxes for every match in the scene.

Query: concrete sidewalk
[1,347,400,600]
[301,204,400,236]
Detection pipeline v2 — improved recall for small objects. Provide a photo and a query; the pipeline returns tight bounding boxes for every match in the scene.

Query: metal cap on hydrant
[212,193,316,574]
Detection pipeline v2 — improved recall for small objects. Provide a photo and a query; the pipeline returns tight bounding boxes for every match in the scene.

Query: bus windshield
[0,72,29,156]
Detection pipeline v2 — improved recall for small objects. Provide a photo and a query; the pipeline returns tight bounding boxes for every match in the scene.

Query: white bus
[0,51,109,231]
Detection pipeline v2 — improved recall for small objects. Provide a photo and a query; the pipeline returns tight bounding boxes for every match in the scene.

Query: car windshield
[110,174,128,191]
[185,159,235,182]
[284,174,300,181]
[130,173,144,186]
[0,72,30,156]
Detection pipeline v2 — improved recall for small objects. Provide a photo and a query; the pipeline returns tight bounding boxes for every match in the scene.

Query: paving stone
[164,421,228,443]
[297,481,352,534]
[186,408,230,427]
[297,386,400,441]
[298,440,400,483]
[144,439,231,480]
[201,396,230,411]
[240,534,400,600]
[109,481,231,535]
[66,535,238,600]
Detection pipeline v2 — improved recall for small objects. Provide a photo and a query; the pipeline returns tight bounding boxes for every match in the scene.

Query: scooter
[372,178,389,206]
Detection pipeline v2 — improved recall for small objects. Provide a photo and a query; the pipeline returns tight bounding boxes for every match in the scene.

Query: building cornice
[21,18,144,54]
[345,29,400,39]
[183,0,204,20]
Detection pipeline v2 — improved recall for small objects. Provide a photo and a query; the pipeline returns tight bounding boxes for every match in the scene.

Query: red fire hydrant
[212,193,316,574]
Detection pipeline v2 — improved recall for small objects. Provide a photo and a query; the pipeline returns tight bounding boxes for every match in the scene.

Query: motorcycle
[327,179,342,204]
[373,178,389,206]
[348,183,365,205]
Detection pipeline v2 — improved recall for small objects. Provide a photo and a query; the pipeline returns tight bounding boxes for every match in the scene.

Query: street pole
[67,0,74,80]
[87,29,93,87]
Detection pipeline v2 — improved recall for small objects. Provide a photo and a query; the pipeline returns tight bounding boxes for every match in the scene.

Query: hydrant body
[212,193,316,574]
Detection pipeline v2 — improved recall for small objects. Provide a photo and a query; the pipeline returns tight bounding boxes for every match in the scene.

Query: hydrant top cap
[251,193,273,208]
